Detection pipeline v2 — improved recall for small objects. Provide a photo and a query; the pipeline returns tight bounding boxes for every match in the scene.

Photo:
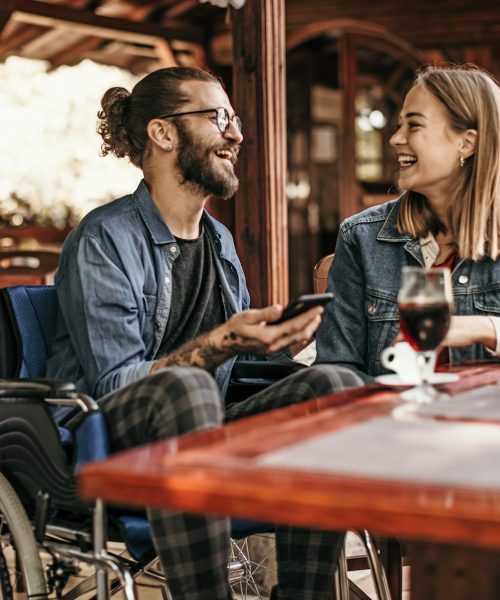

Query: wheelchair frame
[0,383,281,600]
[0,282,389,600]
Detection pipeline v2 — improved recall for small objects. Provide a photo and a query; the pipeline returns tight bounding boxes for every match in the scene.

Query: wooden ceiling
[0,0,499,74]
[0,0,223,73]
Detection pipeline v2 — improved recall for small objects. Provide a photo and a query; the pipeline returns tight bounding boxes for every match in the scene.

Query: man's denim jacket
[46,180,250,405]
[315,197,500,383]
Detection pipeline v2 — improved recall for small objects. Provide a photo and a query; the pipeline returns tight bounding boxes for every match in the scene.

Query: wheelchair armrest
[0,378,77,399]
[230,360,307,381]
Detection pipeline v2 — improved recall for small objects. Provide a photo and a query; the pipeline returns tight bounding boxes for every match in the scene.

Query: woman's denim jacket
[315,197,500,383]
[46,180,251,407]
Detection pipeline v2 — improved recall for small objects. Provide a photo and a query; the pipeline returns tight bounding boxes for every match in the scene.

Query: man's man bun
[97,87,132,162]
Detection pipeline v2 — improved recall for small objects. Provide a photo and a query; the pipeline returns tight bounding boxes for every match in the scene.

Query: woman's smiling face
[390,84,466,199]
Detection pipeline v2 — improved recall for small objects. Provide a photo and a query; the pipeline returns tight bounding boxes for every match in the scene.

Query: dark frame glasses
[157,107,242,133]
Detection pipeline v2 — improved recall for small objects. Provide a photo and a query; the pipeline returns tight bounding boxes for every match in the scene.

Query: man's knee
[154,365,221,396]
[297,364,364,398]
[149,366,224,432]
[106,366,224,442]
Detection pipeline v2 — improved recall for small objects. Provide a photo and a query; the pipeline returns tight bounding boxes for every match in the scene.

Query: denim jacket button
[368,306,375,314]
[170,246,177,253]
[459,275,468,284]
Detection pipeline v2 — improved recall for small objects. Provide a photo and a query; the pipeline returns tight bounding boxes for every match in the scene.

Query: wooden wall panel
[285,0,500,48]
[407,541,500,600]
[232,0,288,308]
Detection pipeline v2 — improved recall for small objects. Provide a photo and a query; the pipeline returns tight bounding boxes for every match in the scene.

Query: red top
[432,247,459,366]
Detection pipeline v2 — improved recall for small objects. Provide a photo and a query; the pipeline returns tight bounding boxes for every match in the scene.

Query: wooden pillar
[232,0,288,309]
[338,33,358,222]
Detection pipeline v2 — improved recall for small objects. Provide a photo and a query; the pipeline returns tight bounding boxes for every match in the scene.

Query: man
[47,66,363,600]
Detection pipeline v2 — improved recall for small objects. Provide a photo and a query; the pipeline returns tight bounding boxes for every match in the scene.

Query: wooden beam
[48,34,102,68]
[154,37,177,67]
[21,26,63,53]
[0,23,47,56]
[0,9,12,34]
[285,0,500,25]
[232,0,288,308]
[0,0,203,44]
[164,0,197,19]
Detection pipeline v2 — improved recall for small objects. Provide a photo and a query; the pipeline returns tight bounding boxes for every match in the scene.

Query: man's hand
[151,304,323,374]
[214,304,323,356]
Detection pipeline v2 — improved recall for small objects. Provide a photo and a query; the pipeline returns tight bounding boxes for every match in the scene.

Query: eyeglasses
[157,107,242,134]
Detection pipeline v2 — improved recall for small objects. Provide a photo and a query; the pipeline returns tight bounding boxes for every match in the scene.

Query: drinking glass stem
[417,351,433,385]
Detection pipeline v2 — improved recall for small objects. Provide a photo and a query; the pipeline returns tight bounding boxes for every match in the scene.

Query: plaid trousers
[99,364,364,600]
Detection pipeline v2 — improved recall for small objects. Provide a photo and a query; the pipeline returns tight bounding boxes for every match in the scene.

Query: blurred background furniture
[0,248,61,288]
[313,254,334,294]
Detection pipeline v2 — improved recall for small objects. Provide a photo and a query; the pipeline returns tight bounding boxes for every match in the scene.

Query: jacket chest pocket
[141,294,158,348]
[366,293,400,373]
[143,294,157,314]
[473,288,500,316]
[472,289,500,361]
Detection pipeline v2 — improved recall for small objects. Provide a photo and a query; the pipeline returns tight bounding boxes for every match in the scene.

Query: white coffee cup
[380,342,437,384]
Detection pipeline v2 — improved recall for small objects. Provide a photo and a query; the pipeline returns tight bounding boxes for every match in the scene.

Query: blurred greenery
[0,56,143,228]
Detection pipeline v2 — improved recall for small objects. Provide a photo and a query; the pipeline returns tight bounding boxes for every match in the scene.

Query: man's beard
[174,119,240,199]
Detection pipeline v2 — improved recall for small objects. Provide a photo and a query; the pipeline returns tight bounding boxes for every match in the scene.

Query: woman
[316,65,500,382]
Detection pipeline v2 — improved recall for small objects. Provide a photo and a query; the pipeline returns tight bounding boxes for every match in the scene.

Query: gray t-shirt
[157,224,225,357]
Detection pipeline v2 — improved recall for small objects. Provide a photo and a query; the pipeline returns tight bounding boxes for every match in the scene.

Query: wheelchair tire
[0,473,47,600]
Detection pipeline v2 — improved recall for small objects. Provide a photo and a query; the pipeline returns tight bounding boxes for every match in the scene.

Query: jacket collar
[132,180,229,256]
[132,180,177,245]
[377,197,412,242]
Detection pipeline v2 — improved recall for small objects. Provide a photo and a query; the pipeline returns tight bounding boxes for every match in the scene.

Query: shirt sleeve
[485,316,500,356]
[314,225,374,384]
[55,234,155,398]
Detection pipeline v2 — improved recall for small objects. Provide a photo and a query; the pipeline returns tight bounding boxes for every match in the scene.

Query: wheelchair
[0,285,308,600]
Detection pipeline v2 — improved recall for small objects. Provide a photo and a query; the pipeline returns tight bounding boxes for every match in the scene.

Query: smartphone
[270,293,333,325]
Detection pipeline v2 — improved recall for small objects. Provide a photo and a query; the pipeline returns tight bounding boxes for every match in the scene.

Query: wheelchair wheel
[0,544,13,600]
[0,473,47,600]
[229,534,277,600]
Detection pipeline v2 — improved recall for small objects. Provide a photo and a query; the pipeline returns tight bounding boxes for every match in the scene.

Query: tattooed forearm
[151,332,217,372]
[150,328,268,374]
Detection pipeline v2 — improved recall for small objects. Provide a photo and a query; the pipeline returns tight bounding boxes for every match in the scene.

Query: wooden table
[79,362,500,600]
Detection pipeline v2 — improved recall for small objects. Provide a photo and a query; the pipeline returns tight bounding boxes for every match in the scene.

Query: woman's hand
[442,315,496,350]
[391,315,497,350]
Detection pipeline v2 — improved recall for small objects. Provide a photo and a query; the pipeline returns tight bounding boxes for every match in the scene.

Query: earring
[460,155,465,168]
[166,145,172,151]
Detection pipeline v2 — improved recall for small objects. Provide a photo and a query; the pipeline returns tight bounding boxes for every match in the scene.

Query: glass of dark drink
[397,266,453,403]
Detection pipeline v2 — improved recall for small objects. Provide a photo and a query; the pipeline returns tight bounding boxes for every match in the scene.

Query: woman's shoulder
[341,196,403,233]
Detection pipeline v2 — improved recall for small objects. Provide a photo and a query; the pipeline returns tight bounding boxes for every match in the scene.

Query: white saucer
[375,373,460,386]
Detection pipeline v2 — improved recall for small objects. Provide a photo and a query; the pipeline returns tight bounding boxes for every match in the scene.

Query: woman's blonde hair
[397,65,500,260]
